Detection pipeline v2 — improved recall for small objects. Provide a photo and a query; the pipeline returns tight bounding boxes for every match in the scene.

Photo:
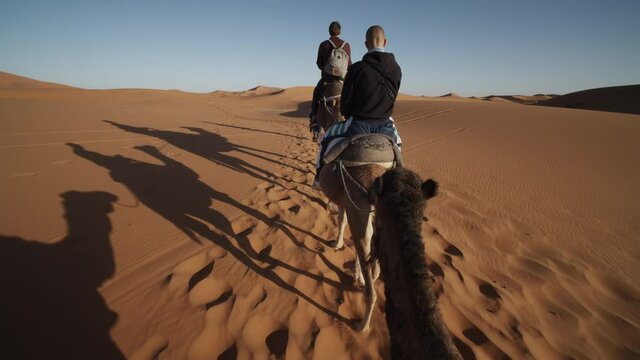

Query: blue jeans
[315,117,402,172]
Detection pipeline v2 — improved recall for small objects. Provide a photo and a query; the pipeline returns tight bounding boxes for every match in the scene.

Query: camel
[371,168,462,360]
[320,162,383,332]
[312,79,345,141]
[318,134,398,332]
[319,138,461,358]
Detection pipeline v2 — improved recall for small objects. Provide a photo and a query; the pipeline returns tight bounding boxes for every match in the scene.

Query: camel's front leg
[351,208,377,332]
[334,208,347,250]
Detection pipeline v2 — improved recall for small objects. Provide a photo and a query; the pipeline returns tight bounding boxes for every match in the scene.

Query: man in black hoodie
[313,25,402,189]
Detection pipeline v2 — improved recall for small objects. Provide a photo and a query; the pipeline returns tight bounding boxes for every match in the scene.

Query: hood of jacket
[362,52,402,84]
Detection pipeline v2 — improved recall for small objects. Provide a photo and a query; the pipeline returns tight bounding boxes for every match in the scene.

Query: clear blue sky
[1,0,639,96]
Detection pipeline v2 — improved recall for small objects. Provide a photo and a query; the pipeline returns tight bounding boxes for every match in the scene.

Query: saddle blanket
[322,117,402,155]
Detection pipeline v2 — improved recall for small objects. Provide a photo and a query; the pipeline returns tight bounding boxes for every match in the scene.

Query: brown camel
[320,162,383,332]
[320,145,461,357]
[318,134,399,331]
[312,79,345,141]
[371,168,462,360]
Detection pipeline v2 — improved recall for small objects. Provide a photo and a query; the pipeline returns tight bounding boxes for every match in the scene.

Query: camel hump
[324,134,403,168]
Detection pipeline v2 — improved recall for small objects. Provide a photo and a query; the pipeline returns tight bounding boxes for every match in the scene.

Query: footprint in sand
[166,251,213,298]
[189,274,232,308]
[242,313,287,360]
[312,326,349,360]
[265,328,289,358]
[437,295,510,360]
[186,256,267,360]
[188,297,236,360]
[129,335,169,360]
[478,281,502,313]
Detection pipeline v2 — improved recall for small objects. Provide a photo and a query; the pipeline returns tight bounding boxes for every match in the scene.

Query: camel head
[368,167,438,265]
[371,167,438,211]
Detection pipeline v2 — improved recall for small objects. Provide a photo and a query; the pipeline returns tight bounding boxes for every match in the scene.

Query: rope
[321,94,341,116]
[320,79,343,116]
[338,161,376,213]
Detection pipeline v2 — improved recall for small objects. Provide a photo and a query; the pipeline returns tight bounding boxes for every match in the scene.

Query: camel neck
[378,210,461,359]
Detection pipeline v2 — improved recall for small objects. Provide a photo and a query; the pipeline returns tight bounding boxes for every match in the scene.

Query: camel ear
[421,179,438,199]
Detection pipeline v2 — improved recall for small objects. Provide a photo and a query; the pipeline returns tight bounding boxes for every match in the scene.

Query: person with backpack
[312,25,402,189]
[309,21,352,129]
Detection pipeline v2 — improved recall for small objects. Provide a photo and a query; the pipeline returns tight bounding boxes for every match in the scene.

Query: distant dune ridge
[439,92,462,98]
[479,94,553,105]
[3,71,636,114]
[537,84,640,115]
[1,70,639,359]
[212,85,284,97]
[435,85,639,115]
[0,71,75,89]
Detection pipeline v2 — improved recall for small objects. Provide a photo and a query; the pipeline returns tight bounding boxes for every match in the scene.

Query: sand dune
[1,71,639,359]
[439,92,463,98]
[0,71,75,89]
[538,85,640,115]
[479,95,553,105]
[212,86,285,97]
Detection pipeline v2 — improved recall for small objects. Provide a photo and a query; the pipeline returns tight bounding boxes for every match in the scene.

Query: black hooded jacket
[340,51,402,120]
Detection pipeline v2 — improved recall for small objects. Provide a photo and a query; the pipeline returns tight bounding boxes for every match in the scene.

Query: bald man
[312,25,402,189]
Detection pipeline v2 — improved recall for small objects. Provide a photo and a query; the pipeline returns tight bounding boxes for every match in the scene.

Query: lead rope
[338,161,376,213]
[322,94,341,116]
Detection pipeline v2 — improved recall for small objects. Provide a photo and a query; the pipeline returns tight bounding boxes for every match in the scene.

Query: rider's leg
[313,118,353,188]
[310,78,325,121]
[383,117,402,148]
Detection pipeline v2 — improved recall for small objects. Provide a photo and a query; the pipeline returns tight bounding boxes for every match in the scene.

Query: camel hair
[320,162,461,360]
[371,168,462,360]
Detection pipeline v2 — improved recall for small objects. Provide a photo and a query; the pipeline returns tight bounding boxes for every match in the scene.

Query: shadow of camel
[67,144,356,322]
[68,143,232,244]
[204,121,307,141]
[280,100,312,119]
[103,120,306,182]
[0,191,125,359]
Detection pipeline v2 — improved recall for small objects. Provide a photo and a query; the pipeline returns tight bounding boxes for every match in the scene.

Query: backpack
[323,39,349,79]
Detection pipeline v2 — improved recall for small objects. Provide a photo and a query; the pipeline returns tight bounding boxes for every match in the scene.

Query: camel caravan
[309,23,462,359]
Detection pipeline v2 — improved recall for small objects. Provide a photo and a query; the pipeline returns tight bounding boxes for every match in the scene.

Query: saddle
[323,134,404,169]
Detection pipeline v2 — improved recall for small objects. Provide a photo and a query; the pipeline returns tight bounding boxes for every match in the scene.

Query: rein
[321,79,343,116]
[322,94,341,115]
[337,161,376,213]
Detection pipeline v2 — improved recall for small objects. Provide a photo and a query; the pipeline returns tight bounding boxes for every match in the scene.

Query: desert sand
[1,71,639,359]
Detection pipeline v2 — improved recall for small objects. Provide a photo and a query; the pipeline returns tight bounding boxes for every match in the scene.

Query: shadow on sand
[103,120,307,181]
[67,143,354,325]
[204,121,307,141]
[280,100,312,119]
[0,191,125,360]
